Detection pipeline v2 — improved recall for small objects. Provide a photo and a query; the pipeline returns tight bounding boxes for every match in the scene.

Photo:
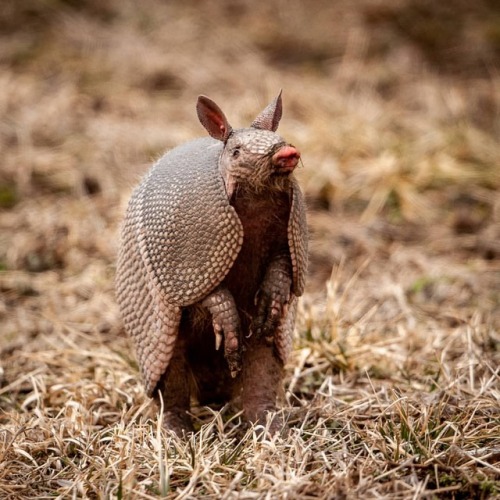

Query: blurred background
[1,4,499,495]
[1,0,499,347]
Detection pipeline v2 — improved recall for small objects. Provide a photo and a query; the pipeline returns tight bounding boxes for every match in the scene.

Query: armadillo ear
[251,90,283,132]
[197,95,233,142]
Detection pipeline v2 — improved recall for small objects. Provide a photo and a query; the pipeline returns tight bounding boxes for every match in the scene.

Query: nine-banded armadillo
[115,92,307,435]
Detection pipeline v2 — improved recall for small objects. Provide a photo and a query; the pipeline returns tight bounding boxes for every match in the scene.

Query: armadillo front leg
[202,286,242,378]
[252,255,292,343]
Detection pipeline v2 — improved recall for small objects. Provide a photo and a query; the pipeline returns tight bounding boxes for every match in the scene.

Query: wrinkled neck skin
[232,171,292,198]
[219,160,293,200]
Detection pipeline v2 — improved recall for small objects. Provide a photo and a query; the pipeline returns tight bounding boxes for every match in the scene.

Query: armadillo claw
[215,330,223,351]
[252,256,292,342]
[224,330,242,377]
[229,348,242,377]
[230,363,241,379]
[253,294,289,342]
[219,327,242,376]
[201,286,242,376]
[226,344,242,378]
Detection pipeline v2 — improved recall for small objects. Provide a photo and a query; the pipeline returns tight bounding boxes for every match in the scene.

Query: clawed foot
[202,286,242,377]
[252,260,292,343]
[213,323,242,378]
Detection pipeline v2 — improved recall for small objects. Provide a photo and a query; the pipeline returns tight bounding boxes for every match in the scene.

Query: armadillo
[115,92,307,435]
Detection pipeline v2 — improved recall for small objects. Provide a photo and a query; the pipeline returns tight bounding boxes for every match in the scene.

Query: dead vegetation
[1,0,499,498]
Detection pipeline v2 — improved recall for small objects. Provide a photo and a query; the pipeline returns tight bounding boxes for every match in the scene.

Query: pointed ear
[196,95,233,142]
[250,90,283,132]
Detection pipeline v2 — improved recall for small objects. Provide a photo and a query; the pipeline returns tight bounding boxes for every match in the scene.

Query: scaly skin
[115,93,308,436]
[201,286,242,378]
[252,255,293,344]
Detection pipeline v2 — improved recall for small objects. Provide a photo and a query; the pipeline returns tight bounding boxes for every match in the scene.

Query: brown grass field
[1,1,499,498]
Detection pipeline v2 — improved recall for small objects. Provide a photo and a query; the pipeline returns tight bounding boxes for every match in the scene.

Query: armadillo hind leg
[156,337,194,436]
[251,255,292,343]
[201,286,242,378]
[241,341,285,435]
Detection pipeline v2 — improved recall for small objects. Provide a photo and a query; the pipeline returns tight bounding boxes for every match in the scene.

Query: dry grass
[1,0,499,498]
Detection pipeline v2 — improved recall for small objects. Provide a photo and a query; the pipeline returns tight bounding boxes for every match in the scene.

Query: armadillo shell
[289,180,308,297]
[134,137,243,306]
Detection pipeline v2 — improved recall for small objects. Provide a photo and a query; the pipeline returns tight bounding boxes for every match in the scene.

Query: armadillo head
[196,92,301,196]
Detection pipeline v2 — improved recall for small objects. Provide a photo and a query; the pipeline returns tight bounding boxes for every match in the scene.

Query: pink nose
[272,145,301,171]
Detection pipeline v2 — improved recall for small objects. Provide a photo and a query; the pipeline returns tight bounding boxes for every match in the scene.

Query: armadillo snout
[272,145,300,173]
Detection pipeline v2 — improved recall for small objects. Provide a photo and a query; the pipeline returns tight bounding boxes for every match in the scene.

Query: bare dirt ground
[1,1,499,498]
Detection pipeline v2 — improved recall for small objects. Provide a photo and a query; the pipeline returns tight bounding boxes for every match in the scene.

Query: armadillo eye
[232,148,240,158]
